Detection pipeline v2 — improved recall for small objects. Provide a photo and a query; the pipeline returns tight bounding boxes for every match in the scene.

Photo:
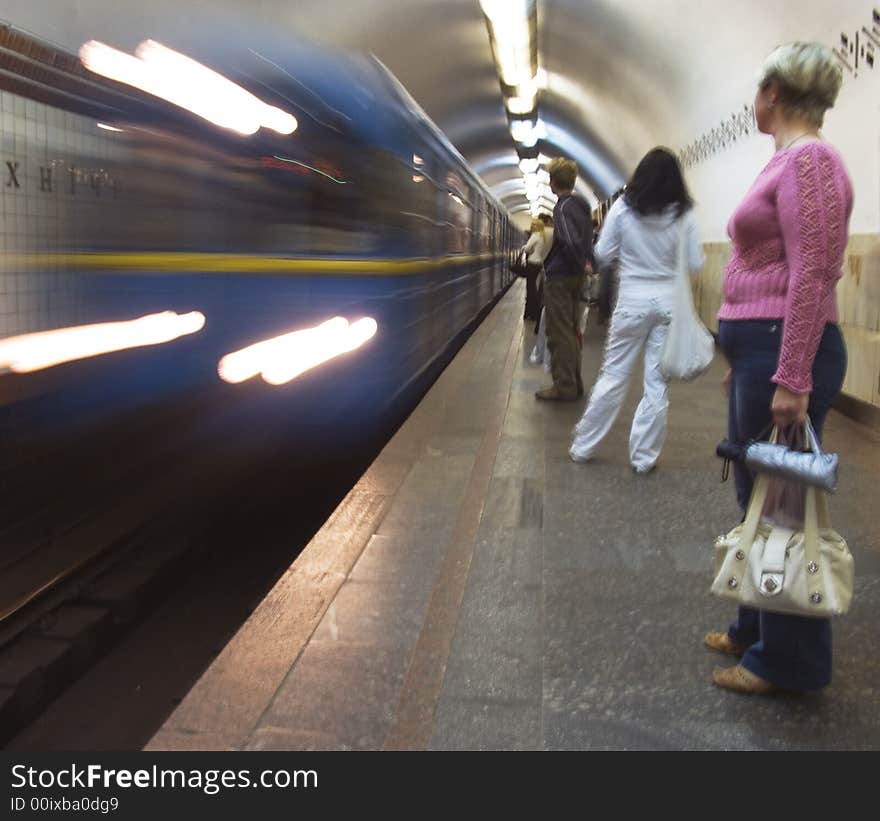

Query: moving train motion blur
[0,22,515,629]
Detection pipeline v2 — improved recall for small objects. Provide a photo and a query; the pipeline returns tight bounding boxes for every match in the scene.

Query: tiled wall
[0,90,124,338]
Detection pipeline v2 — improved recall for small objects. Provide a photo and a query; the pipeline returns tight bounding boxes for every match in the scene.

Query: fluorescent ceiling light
[509,119,534,143]
[506,96,535,116]
[480,0,532,20]
[511,119,545,148]
[519,158,539,174]
[516,69,546,99]
[481,1,534,87]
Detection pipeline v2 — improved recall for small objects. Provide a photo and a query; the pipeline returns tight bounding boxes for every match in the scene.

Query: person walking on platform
[521,217,552,322]
[535,158,593,401]
[703,42,851,695]
[569,148,703,472]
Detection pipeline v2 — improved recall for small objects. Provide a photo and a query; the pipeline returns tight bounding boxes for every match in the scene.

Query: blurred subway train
[0,22,516,623]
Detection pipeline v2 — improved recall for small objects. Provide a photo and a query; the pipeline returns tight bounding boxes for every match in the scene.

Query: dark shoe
[535,386,577,401]
[703,631,747,657]
[712,664,779,695]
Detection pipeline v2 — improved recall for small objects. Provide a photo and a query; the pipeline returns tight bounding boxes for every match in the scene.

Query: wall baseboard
[835,392,880,431]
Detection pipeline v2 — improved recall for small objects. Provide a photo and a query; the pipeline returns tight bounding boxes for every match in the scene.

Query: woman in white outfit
[521,216,554,323]
[569,148,703,473]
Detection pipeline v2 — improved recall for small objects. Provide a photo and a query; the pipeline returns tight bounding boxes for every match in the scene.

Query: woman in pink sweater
[704,42,851,695]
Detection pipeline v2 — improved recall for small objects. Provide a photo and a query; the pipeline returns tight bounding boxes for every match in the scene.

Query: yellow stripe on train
[3,252,506,276]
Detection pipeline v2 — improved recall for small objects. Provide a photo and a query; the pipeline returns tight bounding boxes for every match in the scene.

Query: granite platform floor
[148,282,880,751]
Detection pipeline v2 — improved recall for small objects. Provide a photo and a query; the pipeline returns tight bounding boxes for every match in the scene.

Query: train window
[479,204,491,254]
[343,149,441,257]
[397,153,440,256]
[442,171,472,255]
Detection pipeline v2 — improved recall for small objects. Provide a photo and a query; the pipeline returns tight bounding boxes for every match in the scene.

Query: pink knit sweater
[718,141,853,394]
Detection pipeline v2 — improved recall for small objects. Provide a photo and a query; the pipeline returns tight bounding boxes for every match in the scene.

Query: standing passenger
[704,42,850,695]
[521,218,550,321]
[535,212,554,332]
[569,148,703,472]
[536,159,593,401]
[529,214,555,367]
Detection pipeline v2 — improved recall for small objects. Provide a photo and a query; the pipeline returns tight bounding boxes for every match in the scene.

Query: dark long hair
[624,147,693,217]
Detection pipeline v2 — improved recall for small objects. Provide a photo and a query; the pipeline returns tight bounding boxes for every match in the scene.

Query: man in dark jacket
[536,158,593,401]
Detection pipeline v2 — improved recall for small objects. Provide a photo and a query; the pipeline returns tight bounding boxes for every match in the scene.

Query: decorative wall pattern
[679,6,879,169]
[678,105,757,169]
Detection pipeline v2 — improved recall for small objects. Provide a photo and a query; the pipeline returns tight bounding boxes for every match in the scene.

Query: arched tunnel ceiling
[0,0,833,224]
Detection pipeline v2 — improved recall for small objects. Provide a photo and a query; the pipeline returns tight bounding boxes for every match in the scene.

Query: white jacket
[522,228,554,265]
[595,199,702,298]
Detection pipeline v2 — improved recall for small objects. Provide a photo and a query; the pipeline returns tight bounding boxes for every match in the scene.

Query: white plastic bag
[659,220,714,381]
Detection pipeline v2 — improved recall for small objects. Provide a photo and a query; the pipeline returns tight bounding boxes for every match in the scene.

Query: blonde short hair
[547,157,577,191]
[530,218,545,235]
[758,42,843,127]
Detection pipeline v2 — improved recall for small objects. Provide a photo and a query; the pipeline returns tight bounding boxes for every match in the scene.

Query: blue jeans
[717,319,846,691]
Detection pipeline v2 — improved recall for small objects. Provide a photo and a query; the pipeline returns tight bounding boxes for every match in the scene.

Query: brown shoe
[712,664,777,695]
[703,631,747,657]
[535,386,577,401]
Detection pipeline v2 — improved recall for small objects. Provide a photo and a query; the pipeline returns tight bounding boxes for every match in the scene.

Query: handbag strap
[803,486,822,565]
[736,426,779,555]
[801,416,832,527]
[738,473,770,559]
[803,415,826,458]
[814,485,832,528]
[746,423,830,578]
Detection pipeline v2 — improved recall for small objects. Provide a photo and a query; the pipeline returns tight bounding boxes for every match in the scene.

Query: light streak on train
[218,317,379,386]
[0,311,206,374]
[80,39,298,136]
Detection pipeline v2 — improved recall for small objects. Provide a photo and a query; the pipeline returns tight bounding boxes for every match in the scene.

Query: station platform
[147,283,880,751]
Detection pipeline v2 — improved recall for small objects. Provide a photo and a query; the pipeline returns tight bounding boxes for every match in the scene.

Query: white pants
[569,294,672,472]
[529,307,552,372]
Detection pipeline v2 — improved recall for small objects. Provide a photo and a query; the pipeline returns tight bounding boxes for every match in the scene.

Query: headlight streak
[80,39,298,137]
[218,317,378,386]
[0,311,205,374]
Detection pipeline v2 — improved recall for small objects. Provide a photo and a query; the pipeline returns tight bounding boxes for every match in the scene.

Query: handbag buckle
[760,572,784,596]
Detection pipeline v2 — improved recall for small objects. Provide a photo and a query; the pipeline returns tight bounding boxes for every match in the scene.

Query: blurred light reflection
[80,39,298,136]
[0,311,206,374]
[218,317,378,386]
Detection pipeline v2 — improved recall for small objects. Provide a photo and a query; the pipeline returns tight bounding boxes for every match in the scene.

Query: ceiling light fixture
[480,0,546,213]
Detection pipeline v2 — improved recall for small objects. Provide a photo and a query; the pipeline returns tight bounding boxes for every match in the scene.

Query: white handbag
[659,219,714,381]
[711,425,854,618]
